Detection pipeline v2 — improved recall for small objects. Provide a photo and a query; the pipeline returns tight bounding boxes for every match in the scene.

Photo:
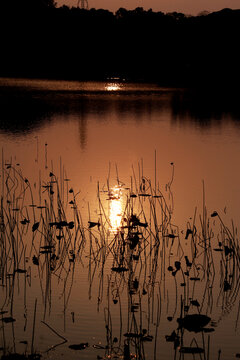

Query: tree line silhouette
[1,0,240,87]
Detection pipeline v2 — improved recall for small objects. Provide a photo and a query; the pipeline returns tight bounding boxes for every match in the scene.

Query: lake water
[0,78,240,360]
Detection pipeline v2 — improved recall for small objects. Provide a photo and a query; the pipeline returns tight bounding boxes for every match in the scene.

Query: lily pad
[69,342,89,350]
[1,317,16,323]
[177,314,211,332]
[179,346,204,354]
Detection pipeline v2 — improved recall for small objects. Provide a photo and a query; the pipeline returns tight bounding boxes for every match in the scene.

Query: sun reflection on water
[105,82,122,91]
[108,185,124,232]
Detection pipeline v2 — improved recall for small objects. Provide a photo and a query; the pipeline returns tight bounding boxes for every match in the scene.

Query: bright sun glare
[109,185,123,232]
[105,82,121,91]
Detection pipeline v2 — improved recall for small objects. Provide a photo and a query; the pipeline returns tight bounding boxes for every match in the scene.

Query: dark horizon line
[54,4,240,17]
[2,0,240,17]
[1,3,240,88]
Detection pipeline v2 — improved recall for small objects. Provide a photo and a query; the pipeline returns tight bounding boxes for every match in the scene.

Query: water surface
[0,78,240,360]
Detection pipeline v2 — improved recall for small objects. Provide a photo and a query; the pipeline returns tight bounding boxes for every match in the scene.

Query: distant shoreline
[0,5,240,89]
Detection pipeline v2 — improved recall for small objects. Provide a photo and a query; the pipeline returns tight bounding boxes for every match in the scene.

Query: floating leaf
[49,221,68,229]
[168,234,177,239]
[15,269,27,274]
[20,218,30,225]
[68,221,74,229]
[177,314,211,332]
[111,266,128,272]
[142,335,153,342]
[224,280,231,291]
[190,300,200,307]
[88,221,100,229]
[202,327,215,333]
[139,221,148,228]
[41,245,54,250]
[69,342,89,350]
[179,347,204,354]
[93,344,106,350]
[1,317,16,323]
[190,277,200,281]
[224,246,233,256]
[0,311,8,315]
[185,256,192,267]
[175,261,181,270]
[165,331,178,342]
[40,250,52,254]
[32,222,39,232]
[185,228,193,239]
[32,255,39,266]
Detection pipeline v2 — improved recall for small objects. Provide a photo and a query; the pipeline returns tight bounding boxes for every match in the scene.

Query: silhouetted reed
[1,152,240,360]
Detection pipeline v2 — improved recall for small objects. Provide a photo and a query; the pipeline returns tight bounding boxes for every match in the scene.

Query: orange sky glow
[56,0,240,15]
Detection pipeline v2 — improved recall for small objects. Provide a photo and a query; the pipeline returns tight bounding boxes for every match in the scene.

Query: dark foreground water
[0,78,240,360]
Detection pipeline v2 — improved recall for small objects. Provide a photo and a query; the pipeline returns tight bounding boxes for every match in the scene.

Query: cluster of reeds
[0,153,87,357]
[1,153,240,360]
[85,161,240,360]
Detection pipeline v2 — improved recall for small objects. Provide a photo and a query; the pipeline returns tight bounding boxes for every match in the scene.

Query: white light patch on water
[109,185,123,232]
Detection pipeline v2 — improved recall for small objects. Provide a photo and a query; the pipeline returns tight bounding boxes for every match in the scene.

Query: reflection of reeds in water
[1,153,240,359]
[0,154,86,356]
[87,163,240,360]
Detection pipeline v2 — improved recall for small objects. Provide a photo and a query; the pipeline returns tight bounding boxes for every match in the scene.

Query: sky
[56,0,240,15]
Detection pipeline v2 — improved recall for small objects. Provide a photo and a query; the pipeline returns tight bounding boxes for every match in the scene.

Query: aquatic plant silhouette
[1,152,240,359]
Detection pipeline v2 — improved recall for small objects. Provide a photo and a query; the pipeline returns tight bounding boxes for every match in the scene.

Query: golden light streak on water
[109,185,123,232]
[105,82,121,91]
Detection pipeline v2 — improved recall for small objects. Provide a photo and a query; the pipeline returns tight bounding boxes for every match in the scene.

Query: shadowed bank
[0,0,240,88]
